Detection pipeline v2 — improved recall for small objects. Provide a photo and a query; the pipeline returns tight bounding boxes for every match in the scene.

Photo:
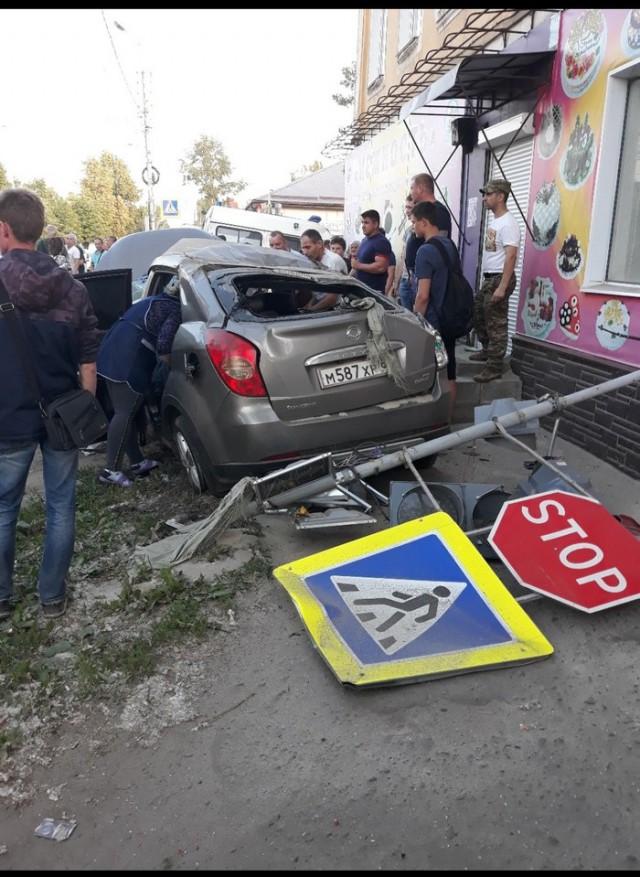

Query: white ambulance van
[202,206,332,252]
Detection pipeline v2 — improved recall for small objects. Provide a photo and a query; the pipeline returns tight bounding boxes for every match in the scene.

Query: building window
[584,60,640,297]
[367,9,387,88]
[608,78,640,285]
[397,9,422,57]
[435,9,460,32]
[215,226,262,247]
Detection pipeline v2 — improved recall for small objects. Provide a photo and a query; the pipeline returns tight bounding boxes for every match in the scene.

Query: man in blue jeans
[0,188,100,620]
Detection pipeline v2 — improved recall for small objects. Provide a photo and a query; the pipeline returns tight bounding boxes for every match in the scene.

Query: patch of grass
[73,558,268,699]
[1,460,272,766]
[0,728,21,763]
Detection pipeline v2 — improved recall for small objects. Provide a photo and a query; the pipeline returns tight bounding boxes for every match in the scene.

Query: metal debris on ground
[34,817,77,841]
[128,475,258,573]
[129,368,640,569]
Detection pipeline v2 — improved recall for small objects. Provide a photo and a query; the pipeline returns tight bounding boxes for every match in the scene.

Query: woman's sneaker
[97,469,133,488]
[131,459,160,478]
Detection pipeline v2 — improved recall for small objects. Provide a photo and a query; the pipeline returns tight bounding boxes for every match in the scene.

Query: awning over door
[400,50,556,120]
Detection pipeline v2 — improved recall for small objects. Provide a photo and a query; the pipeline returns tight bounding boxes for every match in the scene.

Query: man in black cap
[471,178,520,383]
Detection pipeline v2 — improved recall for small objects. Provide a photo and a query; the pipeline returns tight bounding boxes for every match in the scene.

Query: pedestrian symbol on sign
[333,575,465,655]
[162,200,178,216]
[273,511,554,686]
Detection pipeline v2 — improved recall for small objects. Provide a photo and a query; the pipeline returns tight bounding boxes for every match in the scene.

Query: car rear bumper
[210,422,451,486]
[165,385,450,486]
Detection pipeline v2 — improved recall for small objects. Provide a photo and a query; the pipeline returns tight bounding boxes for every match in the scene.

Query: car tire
[173,414,226,496]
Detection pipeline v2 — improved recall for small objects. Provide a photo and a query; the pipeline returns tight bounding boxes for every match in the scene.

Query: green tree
[6,154,145,241]
[80,153,144,239]
[23,178,77,235]
[332,62,356,107]
[179,135,246,225]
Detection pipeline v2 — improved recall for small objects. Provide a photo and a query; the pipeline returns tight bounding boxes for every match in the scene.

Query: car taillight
[204,329,267,397]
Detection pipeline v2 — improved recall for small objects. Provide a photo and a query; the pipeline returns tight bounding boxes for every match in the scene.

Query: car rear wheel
[172,414,228,496]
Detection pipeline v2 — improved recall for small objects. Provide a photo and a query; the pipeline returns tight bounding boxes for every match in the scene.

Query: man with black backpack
[403,173,452,312]
[410,200,462,417]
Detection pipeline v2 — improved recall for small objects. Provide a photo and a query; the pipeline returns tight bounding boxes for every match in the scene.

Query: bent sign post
[488,489,640,612]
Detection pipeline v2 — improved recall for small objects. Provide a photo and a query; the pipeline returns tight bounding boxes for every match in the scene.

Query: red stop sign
[488,489,640,613]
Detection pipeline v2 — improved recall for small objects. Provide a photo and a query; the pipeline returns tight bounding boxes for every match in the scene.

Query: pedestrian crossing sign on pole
[162,200,178,216]
[273,511,553,687]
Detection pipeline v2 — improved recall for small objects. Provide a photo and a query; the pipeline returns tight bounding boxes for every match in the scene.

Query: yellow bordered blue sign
[273,511,553,687]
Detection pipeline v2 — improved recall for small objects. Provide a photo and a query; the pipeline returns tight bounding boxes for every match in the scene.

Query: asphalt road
[4,427,640,870]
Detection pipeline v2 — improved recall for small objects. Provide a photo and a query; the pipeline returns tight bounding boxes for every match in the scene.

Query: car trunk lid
[247,307,437,421]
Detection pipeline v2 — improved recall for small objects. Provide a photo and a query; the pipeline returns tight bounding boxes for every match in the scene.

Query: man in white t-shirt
[65,233,84,274]
[299,227,347,311]
[471,179,521,383]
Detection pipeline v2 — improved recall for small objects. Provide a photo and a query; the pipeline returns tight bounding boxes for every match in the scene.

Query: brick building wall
[511,337,640,480]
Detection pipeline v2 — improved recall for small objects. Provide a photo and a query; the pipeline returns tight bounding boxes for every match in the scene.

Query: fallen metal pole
[490,421,591,496]
[257,369,640,510]
[134,368,640,570]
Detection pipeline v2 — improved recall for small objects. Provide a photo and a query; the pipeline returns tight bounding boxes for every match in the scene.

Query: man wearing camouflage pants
[471,179,520,383]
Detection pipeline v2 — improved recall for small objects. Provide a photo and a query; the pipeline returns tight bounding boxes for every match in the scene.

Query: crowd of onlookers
[0,180,520,620]
[278,170,520,414]
[35,224,118,274]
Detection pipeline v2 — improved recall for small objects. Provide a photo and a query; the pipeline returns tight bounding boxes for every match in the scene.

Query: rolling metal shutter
[489,137,533,351]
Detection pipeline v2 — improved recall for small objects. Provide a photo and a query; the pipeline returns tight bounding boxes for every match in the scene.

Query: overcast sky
[1,9,358,219]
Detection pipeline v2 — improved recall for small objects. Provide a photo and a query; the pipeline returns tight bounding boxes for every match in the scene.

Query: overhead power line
[101,10,139,114]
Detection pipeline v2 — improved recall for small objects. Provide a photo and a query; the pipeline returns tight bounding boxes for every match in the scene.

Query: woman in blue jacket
[96,278,181,487]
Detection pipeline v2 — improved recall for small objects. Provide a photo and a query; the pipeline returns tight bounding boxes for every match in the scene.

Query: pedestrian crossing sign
[162,200,178,216]
[273,511,553,687]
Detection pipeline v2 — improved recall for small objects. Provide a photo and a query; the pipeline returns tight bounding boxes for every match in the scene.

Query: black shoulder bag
[0,276,108,450]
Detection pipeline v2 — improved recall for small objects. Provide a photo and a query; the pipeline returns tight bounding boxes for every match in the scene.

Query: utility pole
[113,21,158,231]
[140,71,156,231]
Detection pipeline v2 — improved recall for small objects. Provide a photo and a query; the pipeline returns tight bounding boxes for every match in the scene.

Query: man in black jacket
[0,188,100,620]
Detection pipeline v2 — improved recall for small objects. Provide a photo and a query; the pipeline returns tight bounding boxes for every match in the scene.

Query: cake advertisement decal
[520,8,640,366]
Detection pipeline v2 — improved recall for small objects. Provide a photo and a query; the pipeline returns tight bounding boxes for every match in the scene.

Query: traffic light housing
[451,116,477,154]
[388,481,512,558]
[511,459,594,499]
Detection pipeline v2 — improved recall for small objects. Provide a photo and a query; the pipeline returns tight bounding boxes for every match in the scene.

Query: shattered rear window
[210,272,398,320]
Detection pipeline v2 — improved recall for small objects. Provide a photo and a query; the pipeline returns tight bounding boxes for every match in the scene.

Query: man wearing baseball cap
[471,178,520,382]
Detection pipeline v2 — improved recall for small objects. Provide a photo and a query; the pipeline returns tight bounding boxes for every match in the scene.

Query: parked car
[202,205,332,251]
[96,227,216,300]
[83,235,452,495]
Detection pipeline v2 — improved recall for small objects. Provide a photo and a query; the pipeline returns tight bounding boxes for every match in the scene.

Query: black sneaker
[0,599,12,620]
[41,597,67,619]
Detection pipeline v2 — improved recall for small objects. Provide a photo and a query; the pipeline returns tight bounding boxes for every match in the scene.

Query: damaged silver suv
[90,237,452,495]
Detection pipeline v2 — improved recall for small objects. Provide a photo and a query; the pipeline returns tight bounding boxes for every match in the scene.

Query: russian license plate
[318,359,387,389]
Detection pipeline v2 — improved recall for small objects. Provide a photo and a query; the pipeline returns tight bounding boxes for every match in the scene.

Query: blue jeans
[0,436,78,605]
[399,276,416,311]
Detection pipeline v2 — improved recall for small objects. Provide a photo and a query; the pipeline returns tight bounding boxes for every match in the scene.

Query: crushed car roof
[97,227,216,280]
[156,238,329,273]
